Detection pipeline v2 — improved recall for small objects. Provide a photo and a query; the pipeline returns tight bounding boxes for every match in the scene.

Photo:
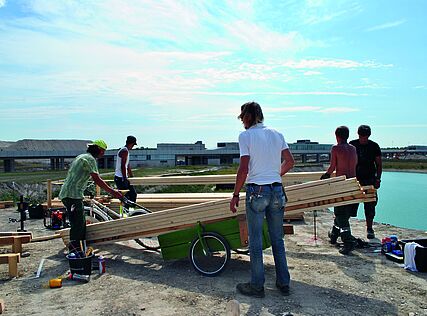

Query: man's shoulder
[349,139,358,145]
[80,153,96,163]
[368,139,379,146]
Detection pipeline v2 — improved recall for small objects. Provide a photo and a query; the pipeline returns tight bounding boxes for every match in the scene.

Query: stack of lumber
[109,192,303,220]
[109,193,230,212]
[57,176,375,246]
[129,171,333,187]
[0,201,14,209]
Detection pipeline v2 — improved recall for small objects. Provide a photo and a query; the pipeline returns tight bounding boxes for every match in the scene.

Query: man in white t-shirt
[230,102,295,298]
[114,136,137,206]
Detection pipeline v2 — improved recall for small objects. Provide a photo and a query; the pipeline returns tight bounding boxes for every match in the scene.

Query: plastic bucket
[66,254,93,275]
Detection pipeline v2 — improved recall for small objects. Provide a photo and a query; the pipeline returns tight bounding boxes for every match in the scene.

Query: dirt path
[1,207,426,316]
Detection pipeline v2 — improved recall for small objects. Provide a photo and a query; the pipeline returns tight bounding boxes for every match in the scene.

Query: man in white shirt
[230,102,295,298]
[114,136,137,207]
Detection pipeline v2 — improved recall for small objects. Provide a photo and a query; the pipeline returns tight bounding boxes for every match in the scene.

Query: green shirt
[59,153,99,199]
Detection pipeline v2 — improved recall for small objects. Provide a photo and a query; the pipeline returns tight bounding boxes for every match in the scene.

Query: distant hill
[0,139,91,151]
[0,141,14,149]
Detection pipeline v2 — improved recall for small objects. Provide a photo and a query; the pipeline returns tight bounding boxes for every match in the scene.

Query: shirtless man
[321,126,358,255]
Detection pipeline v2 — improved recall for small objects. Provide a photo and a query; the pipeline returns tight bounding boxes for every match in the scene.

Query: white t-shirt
[115,146,129,178]
[238,123,289,185]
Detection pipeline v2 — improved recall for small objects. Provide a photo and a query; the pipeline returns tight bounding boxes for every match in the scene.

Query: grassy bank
[383,159,427,170]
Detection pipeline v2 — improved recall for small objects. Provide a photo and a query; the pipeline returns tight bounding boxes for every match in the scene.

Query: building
[108,139,333,168]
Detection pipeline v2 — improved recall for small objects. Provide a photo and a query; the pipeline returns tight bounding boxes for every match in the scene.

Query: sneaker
[367,228,375,239]
[339,242,356,255]
[276,283,290,296]
[328,230,338,245]
[236,283,265,298]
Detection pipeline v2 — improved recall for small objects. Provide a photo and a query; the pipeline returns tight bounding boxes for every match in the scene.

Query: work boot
[236,283,265,298]
[276,283,290,296]
[339,242,356,255]
[367,228,375,239]
[328,227,339,245]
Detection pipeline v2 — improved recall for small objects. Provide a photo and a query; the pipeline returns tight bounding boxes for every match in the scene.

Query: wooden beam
[0,232,32,238]
[0,236,32,253]
[31,234,62,243]
[129,171,336,186]
[47,179,52,209]
[0,253,20,278]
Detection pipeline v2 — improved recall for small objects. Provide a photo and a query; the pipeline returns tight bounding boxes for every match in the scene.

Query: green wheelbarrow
[157,216,272,277]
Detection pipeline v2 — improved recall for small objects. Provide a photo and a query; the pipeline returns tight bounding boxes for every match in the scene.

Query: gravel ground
[1,206,427,316]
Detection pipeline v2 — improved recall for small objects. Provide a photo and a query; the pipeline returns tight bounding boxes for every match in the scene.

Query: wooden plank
[31,234,62,243]
[0,236,32,253]
[0,200,14,209]
[0,236,32,246]
[0,232,33,238]
[0,253,20,278]
[236,215,248,247]
[129,171,336,186]
[47,179,52,209]
[283,224,294,235]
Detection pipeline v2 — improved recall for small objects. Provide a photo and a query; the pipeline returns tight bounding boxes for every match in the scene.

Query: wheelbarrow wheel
[189,232,231,277]
[130,211,160,250]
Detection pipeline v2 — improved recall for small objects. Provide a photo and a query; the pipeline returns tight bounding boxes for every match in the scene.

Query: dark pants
[62,198,86,251]
[359,178,379,226]
[114,176,137,203]
[331,204,358,246]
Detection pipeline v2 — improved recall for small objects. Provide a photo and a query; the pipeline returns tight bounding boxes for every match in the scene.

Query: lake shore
[384,168,427,174]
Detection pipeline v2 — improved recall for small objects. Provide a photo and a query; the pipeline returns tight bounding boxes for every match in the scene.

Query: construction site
[1,170,426,315]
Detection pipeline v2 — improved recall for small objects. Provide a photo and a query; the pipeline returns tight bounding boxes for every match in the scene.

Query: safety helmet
[88,139,108,150]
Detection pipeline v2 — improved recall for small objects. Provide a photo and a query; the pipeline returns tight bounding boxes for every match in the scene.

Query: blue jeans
[245,184,290,289]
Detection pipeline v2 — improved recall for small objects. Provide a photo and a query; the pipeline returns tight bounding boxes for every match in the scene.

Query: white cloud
[224,21,310,53]
[0,105,93,120]
[318,107,359,113]
[265,106,359,114]
[280,59,392,69]
[0,0,5,8]
[264,106,321,112]
[303,71,322,76]
[366,19,406,32]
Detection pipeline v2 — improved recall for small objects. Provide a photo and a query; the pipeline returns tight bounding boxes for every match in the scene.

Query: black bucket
[66,254,94,275]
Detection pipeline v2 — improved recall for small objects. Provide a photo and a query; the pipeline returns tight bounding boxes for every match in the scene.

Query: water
[356,171,427,231]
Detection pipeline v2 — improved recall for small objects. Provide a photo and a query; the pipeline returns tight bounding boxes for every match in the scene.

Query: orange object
[49,278,62,288]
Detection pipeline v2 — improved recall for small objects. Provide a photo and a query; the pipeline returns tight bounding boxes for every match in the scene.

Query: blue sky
[0,0,426,149]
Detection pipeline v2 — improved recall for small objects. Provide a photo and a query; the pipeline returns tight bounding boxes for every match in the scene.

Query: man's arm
[91,173,123,199]
[280,148,295,176]
[374,155,382,188]
[321,146,336,179]
[229,155,249,213]
[127,165,133,178]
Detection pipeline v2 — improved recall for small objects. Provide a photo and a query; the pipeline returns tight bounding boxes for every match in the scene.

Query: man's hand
[230,195,240,213]
[320,172,331,180]
[374,178,381,189]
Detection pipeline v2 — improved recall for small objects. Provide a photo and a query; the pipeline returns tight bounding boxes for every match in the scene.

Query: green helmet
[89,139,107,150]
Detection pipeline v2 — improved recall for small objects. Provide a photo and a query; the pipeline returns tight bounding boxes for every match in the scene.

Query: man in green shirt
[59,140,123,251]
